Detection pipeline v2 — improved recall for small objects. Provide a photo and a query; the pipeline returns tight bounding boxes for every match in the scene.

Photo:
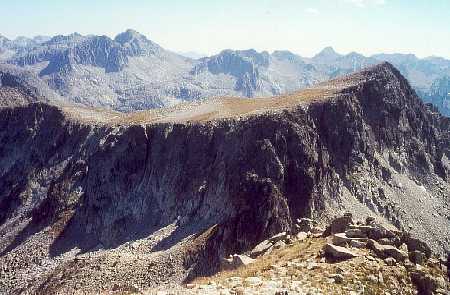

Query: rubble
[158,214,449,294]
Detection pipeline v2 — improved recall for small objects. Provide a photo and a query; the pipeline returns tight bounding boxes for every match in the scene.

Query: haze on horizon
[1,0,449,59]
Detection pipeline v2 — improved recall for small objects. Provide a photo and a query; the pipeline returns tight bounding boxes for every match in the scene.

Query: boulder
[296,231,308,241]
[384,257,397,266]
[403,235,432,258]
[323,214,354,236]
[331,233,367,247]
[358,223,400,241]
[311,226,325,235]
[332,233,351,246]
[250,239,273,258]
[323,243,358,260]
[345,228,368,238]
[377,238,398,246]
[349,240,367,249]
[367,239,408,262]
[294,218,316,233]
[269,232,288,243]
[221,254,255,270]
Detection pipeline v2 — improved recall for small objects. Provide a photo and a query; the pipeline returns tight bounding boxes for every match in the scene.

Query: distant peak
[272,50,294,57]
[320,46,337,53]
[320,46,338,55]
[114,29,148,44]
[272,50,303,62]
[313,46,341,61]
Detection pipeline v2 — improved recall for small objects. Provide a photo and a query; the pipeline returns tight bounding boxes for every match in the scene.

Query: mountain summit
[312,46,341,63]
[114,29,161,55]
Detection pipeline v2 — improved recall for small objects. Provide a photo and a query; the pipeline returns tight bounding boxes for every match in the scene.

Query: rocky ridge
[0,63,449,294]
[164,214,449,295]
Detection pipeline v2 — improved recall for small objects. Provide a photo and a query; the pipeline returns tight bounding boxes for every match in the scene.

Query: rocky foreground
[0,63,449,294]
[153,214,449,295]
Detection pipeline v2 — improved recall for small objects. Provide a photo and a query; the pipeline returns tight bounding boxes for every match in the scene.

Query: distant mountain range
[0,29,449,115]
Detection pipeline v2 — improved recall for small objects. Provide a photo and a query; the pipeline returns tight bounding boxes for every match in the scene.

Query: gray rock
[323,243,359,260]
[345,228,368,238]
[331,233,367,247]
[269,232,288,243]
[294,218,316,233]
[323,215,354,236]
[296,232,308,241]
[367,240,408,262]
[221,255,255,270]
[403,235,433,258]
[384,257,397,266]
[250,240,273,258]
[349,240,367,249]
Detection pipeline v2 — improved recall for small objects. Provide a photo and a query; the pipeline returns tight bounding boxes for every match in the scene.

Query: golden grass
[191,236,422,295]
[59,87,339,126]
[193,237,327,284]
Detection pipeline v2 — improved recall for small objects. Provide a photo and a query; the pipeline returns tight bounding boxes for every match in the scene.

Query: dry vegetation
[58,87,340,126]
[191,236,422,294]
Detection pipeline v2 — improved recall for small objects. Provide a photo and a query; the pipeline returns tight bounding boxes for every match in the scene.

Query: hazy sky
[1,0,449,58]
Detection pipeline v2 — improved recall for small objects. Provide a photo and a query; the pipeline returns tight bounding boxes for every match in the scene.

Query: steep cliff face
[0,63,449,294]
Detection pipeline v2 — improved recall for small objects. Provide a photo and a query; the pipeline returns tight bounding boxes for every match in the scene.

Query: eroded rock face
[0,63,449,293]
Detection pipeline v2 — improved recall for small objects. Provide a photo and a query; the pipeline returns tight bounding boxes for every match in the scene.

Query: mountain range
[1,62,449,293]
[0,30,449,116]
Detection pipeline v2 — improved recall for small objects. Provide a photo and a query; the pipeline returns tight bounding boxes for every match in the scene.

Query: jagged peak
[210,49,270,67]
[321,46,337,53]
[316,46,339,57]
[361,61,403,77]
[114,29,156,46]
[114,29,161,55]
[346,51,365,58]
[115,29,145,43]
[313,46,342,63]
[44,32,86,45]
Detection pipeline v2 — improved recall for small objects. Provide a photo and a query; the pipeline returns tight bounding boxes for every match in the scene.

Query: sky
[1,0,449,58]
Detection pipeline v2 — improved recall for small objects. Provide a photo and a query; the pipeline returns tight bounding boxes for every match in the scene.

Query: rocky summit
[0,63,449,294]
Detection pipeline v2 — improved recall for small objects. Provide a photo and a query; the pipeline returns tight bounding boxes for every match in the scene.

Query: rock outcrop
[0,63,449,293]
[163,215,449,294]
